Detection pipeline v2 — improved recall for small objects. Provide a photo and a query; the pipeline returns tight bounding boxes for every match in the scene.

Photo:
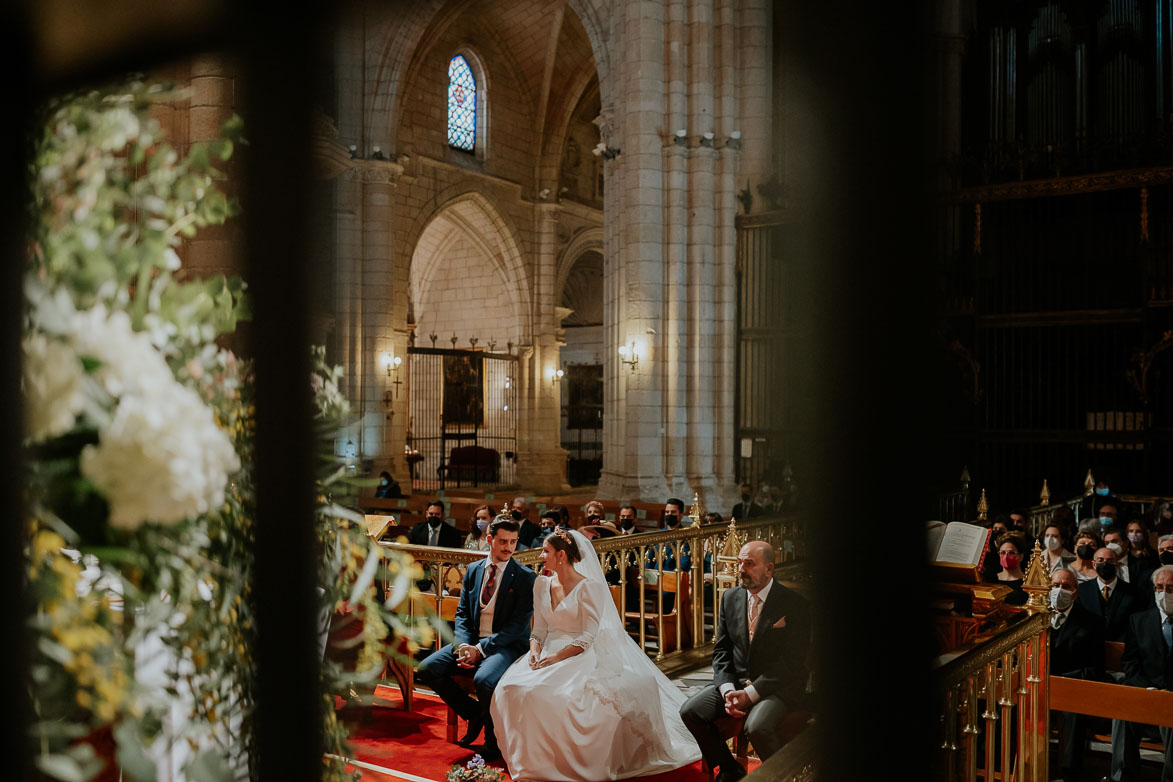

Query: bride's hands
[528,649,542,669]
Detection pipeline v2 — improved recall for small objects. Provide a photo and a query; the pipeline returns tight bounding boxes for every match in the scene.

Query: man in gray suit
[680,541,811,782]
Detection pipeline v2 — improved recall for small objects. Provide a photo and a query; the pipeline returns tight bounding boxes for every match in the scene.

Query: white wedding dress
[490,531,700,781]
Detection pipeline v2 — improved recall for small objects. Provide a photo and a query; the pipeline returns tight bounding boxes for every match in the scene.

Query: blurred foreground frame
[10,1,332,781]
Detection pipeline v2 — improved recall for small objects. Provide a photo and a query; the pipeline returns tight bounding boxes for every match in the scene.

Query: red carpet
[335,685,760,781]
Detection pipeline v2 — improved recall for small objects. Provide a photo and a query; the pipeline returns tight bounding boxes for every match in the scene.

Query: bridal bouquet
[445,754,507,782]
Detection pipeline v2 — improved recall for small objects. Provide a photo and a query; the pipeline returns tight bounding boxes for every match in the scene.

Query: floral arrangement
[445,754,507,782]
[23,76,435,782]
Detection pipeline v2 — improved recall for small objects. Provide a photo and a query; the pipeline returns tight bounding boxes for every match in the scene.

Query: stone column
[515,203,570,493]
[598,0,671,502]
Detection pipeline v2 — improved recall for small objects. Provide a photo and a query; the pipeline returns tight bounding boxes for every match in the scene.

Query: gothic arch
[409,190,533,343]
[555,226,604,302]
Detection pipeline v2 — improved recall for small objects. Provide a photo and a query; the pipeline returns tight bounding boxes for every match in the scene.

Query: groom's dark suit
[680,578,811,770]
[417,556,535,753]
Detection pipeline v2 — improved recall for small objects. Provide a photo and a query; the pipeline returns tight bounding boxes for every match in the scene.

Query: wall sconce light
[348,144,358,159]
[725,130,742,150]
[547,366,564,385]
[673,129,687,147]
[344,438,357,469]
[371,145,386,160]
[381,351,403,408]
[618,341,641,370]
[699,132,715,148]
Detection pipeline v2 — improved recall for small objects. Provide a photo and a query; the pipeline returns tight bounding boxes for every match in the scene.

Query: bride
[490,529,701,781]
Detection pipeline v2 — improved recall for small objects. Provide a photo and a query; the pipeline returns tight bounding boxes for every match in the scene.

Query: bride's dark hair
[547,530,582,563]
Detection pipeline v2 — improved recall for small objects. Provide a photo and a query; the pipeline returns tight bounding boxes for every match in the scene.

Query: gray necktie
[429,526,438,547]
[1052,612,1066,631]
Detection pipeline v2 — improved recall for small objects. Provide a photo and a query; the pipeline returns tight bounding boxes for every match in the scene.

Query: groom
[680,540,811,782]
[417,514,535,761]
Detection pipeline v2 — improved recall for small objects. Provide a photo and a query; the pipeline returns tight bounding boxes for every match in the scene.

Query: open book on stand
[927,521,991,584]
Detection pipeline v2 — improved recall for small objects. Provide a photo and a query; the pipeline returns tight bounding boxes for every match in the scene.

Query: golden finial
[1040,480,1050,507]
[1084,469,1095,496]
[1021,539,1051,613]
[689,491,704,526]
[976,488,989,522]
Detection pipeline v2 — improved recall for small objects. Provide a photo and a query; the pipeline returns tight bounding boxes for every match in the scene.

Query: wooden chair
[700,710,813,779]
[624,570,693,654]
[444,670,480,743]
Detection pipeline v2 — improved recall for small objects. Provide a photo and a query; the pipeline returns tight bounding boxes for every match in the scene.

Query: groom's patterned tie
[748,593,762,642]
[481,562,498,605]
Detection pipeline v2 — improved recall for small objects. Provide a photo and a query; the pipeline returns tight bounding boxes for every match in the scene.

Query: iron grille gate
[407,347,518,491]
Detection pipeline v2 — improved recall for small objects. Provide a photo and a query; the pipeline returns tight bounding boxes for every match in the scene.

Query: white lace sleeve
[529,576,549,646]
[569,579,603,650]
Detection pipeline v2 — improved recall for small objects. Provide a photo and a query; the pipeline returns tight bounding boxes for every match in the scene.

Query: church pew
[624,570,693,655]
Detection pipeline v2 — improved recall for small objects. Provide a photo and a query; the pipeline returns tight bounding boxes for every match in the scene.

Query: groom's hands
[456,643,483,668]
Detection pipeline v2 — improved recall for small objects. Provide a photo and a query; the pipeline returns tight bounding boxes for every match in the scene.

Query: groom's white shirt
[477,559,509,651]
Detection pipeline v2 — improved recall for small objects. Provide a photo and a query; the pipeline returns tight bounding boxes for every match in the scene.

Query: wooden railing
[934,611,1050,782]
[379,514,799,660]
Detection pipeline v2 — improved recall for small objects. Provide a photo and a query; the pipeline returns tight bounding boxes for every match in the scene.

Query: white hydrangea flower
[22,332,86,441]
[80,376,240,530]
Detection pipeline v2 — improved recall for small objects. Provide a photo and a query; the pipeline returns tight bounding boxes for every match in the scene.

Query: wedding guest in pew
[731,482,764,521]
[409,500,463,591]
[510,497,542,549]
[1040,523,1075,575]
[1104,527,1138,585]
[1135,534,1173,607]
[981,516,1013,582]
[1048,567,1106,782]
[1051,504,1077,542]
[617,504,639,535]
[464,504,492,551]
[1125,519,1158,575]
[1076,546,1143,642]
[535,509,561,549]
[989,533,1029,606]
[1080,474,1120,523]
[1068,531,1102,583]
[1009,508,1030,536]
[1109,565,1173,782]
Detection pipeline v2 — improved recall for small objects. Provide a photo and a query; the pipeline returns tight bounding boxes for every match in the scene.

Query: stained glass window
[448,55,477,151]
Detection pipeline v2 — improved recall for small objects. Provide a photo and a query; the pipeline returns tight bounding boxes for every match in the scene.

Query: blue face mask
[1099,516,1113,528]
[1096,487,1110,496]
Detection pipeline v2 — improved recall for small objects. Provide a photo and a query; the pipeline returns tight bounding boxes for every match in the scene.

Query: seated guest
[1040,524,1075,575]
[464,504,492,551]
[1136,534,1173,606]
[553,504,572,530]
[1125,519,1158,574]
[1051,504,1077,542]
[1009,508,1031,536]
[409,500,463,548]
[409,499,463,591]
[1103,527,1136,584]
[1109,566,1173,782]
[704,511,723,525]
[1068,531,1101,583]
[617,504,639,535]
[980,516,1013,582]
[1076,546,1142,642]
[1080,474,1120,522]
[989,534,1028,606]
[534,509,560,548]
[1049,567,1106,782]
[510,497,542,549]
[731,482,764,521]
[583,499,606,521]
[374,470,402,498]
[680,541,811,780]
[647,498,691,571]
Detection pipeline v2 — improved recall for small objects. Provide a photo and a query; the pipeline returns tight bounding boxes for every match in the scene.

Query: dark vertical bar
[236,5,328,780]
[1,5,33,779]
[783,3,936,780]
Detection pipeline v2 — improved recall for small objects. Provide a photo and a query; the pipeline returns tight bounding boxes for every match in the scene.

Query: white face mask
[476,519,489,532]
[1157,591,1173,615]
[1050,586,1075,612]
[1044,536,1061,552]
[1106,542,1124,557]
